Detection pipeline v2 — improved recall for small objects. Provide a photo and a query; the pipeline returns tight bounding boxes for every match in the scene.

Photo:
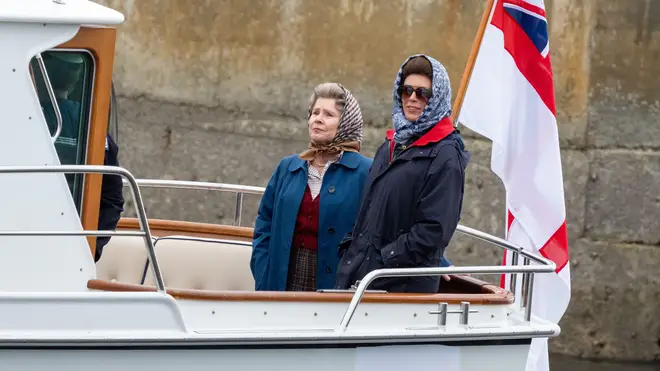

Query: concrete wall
[97,0,659,362]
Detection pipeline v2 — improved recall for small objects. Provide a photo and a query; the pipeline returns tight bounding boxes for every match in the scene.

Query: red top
[291,186,320,250]
[386,117,456,162]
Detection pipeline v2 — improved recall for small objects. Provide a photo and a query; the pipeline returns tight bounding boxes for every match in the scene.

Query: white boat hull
[0,343,530,371]
[0,221,557,371]
[0,291,554,371]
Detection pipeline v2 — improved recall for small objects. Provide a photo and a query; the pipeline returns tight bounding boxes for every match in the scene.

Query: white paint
[355,344,460,370]
[0,291,187,333]
[0,291,552,370]
[0,21,99,292]
[0,343,530,370]
[173,298,512,332]
[0,0,124,25]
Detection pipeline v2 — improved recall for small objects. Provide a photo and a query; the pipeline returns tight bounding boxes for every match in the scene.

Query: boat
[0,0,560,369]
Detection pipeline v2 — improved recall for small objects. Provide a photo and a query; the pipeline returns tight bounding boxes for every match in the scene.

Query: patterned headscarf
[299,83,364,161]
[391,54,453,144]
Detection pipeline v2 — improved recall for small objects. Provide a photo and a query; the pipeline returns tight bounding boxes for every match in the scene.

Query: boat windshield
[29,50,95,211]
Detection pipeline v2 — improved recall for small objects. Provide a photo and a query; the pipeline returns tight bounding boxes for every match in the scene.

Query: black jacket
[334,119,470,293]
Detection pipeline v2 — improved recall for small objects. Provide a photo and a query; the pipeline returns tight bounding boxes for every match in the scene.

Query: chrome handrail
[123,178,265,195]
[120,178,553,318]
[122,178,265,226]
[451,224,549,265]
[337,262,555,332]
[0,230,146,237]
[0,165,166,293]
[34,53,63,143]
[121,178,544,297]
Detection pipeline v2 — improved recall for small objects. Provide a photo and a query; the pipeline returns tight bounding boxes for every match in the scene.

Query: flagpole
[451,0,496,123]
[449,0,515,293]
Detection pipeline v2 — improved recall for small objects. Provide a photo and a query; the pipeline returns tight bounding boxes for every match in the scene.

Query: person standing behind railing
[334,55,470,293]
[94,133,125,262]
[250,83,372,292]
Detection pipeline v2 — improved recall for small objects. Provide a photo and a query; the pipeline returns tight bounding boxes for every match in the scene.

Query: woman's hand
[442,265,471,282]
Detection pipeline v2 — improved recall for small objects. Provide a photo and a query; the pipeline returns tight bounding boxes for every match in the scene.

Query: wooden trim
[56,27,118,258]
[87,279,514,305]
[451,0,496,120]
[117,218,254,241]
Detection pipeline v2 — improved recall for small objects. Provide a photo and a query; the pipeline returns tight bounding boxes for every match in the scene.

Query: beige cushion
[143,236,255,291]
[95,235,152,284]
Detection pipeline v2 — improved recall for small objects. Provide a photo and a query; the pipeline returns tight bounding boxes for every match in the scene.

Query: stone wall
[97,0,659,362]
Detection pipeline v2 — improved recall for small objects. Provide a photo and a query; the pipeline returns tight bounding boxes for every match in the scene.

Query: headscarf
[299,83,364,161]
[391,54,453,144]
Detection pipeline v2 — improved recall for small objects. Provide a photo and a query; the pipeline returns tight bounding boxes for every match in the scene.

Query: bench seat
[95,234,254,291]
[94,232,507,302]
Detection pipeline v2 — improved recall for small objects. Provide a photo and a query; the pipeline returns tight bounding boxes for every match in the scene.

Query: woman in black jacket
[334,54,470,293]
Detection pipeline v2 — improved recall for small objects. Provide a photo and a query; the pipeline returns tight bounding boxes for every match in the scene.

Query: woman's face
[401,74,432,122]
[308,97,340,144]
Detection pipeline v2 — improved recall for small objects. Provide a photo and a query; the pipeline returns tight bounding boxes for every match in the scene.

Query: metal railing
[0,167,553,327]
[0,165,166,293]
[337,263,554,332]
[34,53,63,143]
[123,178,555,324]
[122,179,264,226]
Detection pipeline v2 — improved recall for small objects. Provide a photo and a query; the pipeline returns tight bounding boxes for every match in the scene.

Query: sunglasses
[397,85,432,101]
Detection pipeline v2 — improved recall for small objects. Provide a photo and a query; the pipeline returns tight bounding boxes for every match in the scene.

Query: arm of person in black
[380,145,464,268]
[95,134,125,262]
[337,231,353,258]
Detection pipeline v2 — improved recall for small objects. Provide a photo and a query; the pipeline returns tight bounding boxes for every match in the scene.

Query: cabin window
[30,50,95,212]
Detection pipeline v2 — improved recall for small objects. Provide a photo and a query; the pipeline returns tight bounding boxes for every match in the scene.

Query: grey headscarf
[299,83,364,160]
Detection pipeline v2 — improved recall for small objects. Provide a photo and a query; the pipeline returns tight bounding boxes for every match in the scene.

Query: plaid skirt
[286,246,317,291]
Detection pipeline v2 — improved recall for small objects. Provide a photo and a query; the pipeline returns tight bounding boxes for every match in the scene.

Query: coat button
[326,267,332,273]
[328,227,335,234]
[328,185,336,193]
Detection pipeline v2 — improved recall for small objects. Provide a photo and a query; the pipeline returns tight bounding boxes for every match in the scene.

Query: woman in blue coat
[250,83,372,291]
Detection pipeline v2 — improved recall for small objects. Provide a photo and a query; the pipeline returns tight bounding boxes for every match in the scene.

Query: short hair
[400,56,433,84]
[307,82,346,118]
